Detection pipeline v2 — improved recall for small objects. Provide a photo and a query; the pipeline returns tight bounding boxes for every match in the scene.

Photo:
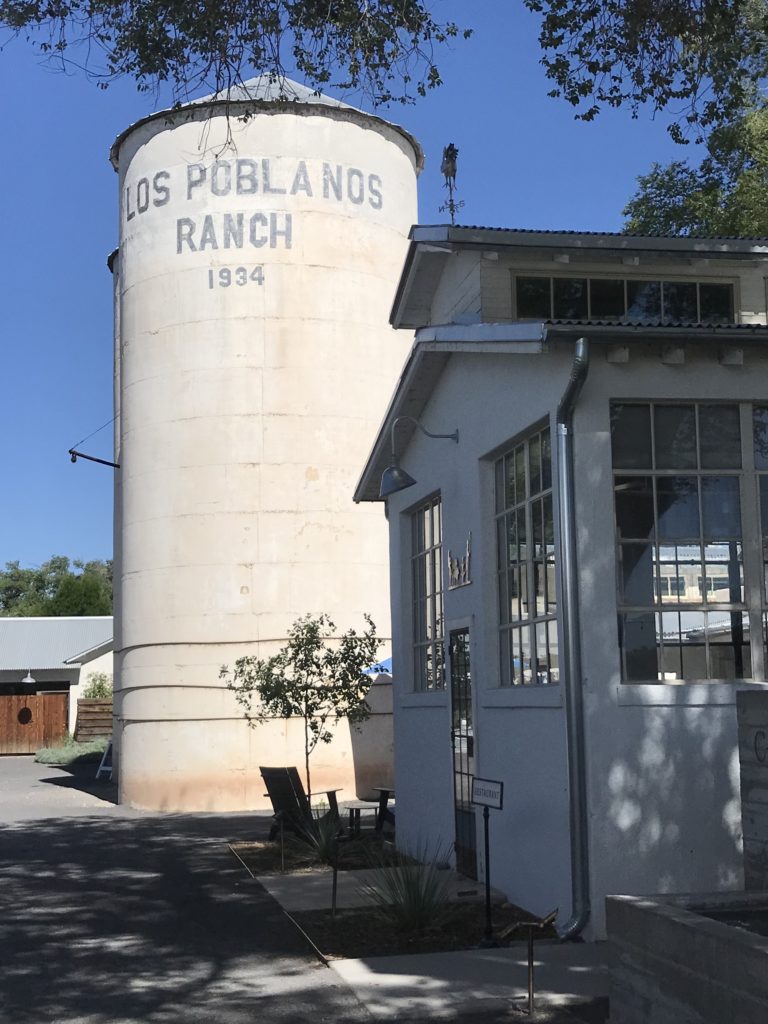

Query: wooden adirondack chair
[259,766,341,840]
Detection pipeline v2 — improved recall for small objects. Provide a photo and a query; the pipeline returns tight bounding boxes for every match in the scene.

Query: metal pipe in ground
[527,927,535,1015]
[331,848,338,918]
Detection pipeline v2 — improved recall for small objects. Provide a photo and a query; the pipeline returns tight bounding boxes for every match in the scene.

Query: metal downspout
[555,337,591,941]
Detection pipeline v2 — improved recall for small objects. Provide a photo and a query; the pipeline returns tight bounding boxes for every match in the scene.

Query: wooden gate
[0,694,68,754]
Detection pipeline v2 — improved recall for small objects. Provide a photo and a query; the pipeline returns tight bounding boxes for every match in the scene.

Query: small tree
[221,613,379,798]
[83,672,113,699]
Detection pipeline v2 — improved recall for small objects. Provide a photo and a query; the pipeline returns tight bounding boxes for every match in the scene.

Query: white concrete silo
[110,77,421,810]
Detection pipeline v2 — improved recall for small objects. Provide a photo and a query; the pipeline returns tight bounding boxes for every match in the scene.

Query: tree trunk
[304,709,312,801]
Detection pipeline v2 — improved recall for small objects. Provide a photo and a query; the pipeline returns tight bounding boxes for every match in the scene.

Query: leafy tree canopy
[0,556,113,617]
[1,0,470,105]
[523,0,768,142]
[623,103,768,235]
[222,612,380,797]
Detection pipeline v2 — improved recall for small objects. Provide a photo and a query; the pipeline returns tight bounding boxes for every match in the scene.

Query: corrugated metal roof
[421,224,768,243]
[0,617,113,671]
[545,318,766,330]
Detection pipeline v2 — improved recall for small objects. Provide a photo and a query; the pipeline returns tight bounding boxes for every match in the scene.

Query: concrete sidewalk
[0,758,372,1024]
[0,758,609,1022]
[252,864,610,1021]
[332,942,609,1021]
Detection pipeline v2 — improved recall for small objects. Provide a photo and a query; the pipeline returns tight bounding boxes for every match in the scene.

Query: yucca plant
[359,843,456,935]
[296,811,342,866]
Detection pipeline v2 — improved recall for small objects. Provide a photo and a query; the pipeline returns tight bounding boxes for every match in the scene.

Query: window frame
[752,406,768,666]
[611,401,765,684]
[513,273,737,326]
[410,494,446,692]
[494,423,559,687]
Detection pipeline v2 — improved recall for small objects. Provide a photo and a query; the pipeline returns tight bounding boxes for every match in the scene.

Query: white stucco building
[355,225,768,939]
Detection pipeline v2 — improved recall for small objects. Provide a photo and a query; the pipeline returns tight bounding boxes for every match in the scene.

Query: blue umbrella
[364,656,392,676]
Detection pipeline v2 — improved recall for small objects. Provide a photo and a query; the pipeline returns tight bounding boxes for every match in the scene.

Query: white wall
[574,346,768,935]
[384,334,768,938]
[386,346,575,923]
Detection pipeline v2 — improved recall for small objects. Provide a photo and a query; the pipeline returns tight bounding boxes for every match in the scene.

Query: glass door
[449,627,477,878]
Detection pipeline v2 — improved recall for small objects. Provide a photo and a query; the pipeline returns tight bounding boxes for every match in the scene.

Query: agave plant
[296,812,343,866]
[359,843,456,935]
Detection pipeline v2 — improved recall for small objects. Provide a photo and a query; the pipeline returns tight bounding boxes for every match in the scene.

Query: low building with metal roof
[0,617,113,746]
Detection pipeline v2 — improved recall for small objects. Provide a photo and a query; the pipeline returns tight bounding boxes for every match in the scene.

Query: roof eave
[544,321,768,341]
[354,318,768,502]
[354,323,548,503]
[64,638,115,665]
[412,224,768,256]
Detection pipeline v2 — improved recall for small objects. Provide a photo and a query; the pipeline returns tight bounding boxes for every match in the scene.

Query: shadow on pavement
[38,760,118,803]
[0,812,369,1024]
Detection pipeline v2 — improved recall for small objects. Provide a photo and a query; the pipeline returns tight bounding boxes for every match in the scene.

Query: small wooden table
[372,786,395,831]
[345,799,379,835]
[344,787,396,834]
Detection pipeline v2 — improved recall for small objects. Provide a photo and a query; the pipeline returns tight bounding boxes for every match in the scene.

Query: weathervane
[439,143,464,225]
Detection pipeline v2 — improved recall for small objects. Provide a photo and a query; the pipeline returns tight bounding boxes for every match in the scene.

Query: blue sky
[0,1,697,570]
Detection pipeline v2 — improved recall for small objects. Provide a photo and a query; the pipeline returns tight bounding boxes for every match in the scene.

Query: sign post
[471,777,504,946]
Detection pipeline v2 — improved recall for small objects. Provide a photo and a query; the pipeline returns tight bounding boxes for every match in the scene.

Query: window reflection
[656,477,699,540]
[627,280,661,321]
[515,276,735,326]
[663,281,697,323]
[411,497,444,691]
[654,406,696,469]
[613,401,751,682]
[700,405,741,469]
[496,427,556,686]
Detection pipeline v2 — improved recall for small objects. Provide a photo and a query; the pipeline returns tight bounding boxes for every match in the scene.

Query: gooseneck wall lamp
[379,415,459,499]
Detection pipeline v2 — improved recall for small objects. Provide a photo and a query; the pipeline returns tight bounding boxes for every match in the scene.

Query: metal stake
[331,846,339,919]
[483,805,494,943]
[527,926,535,1016]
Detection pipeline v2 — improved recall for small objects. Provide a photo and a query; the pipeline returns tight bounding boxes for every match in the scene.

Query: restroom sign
[472,777,503,810]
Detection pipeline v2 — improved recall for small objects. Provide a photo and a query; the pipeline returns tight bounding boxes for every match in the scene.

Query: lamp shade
[379,463,417,499]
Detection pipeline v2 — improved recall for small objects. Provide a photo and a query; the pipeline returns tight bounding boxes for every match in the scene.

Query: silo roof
[195,74,357,110]
[110,74,422,171]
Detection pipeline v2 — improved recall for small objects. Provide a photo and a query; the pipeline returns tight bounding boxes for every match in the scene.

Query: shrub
[35,737,108,765]
[296,812,343,865]
[82,672,112,699]
[359,843,456,935]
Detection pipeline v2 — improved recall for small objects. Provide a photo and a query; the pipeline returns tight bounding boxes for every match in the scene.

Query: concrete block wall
[607,894,768,1024]
[737,689,768,889]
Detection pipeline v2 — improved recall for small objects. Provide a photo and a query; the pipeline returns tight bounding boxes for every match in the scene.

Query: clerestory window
[515,275,734,325]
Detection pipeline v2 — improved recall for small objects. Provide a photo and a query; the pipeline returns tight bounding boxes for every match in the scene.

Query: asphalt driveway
[0,757,371,1024]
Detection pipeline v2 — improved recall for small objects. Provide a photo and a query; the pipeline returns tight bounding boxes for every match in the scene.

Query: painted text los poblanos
[124,158,384,261]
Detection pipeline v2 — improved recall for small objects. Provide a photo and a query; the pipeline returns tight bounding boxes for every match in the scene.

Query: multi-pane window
[411,496,445,691]
[612,402,764,682]
[516,276,734,325]
[495,426,558,686]
[753,408,768,656]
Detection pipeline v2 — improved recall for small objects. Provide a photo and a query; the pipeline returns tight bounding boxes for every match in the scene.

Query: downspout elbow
[557,337,589,428]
